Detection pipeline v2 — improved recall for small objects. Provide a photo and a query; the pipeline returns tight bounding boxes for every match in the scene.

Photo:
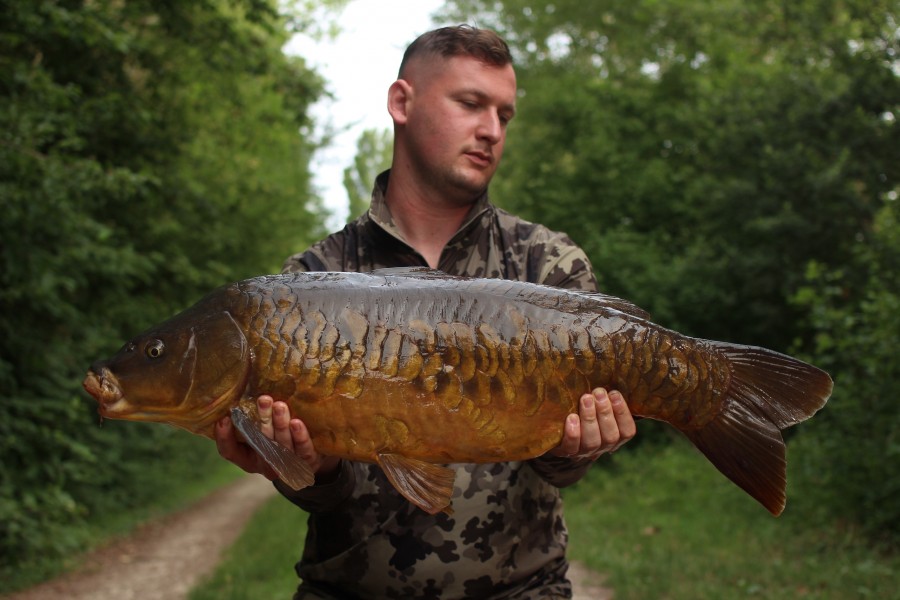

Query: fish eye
[145,340,165,359]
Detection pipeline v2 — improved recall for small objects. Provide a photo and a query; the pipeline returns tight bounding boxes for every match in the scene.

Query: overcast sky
[284,0,448,229]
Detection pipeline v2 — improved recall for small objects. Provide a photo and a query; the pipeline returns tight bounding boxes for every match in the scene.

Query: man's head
[398,25,513,79]
[388,26,517,205]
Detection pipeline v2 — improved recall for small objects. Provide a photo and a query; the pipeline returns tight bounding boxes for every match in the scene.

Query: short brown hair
[398,25,512,77]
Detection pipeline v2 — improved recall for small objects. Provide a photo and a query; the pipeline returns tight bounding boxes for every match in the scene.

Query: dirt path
[5,476,277,600]
[7,476,611,599]
[569,560,615,600]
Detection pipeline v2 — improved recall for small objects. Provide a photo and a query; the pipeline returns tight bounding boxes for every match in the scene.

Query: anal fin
[377,452,456,515]
[230,407,315,491]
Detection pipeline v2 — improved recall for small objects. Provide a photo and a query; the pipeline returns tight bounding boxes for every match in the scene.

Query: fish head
[84,308,251,436]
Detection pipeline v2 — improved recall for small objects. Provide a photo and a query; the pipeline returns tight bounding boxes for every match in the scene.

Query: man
[216,25,636,599]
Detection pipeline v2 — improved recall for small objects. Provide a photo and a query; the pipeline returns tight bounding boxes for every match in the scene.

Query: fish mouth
[82,366,244,433]
[83,369,131,417]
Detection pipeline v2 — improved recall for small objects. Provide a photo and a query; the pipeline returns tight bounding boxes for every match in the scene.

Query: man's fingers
[289,418,342,478]
[554,413,581,457]
[546,388,636,460]
[257,395,275,438]
[608,390,636,452]
[577,392,603,451]
[214,416,237,460]
[215,416,263,474]
[290,418,316,462]
[592,388,621,453]
[272,401,293,449]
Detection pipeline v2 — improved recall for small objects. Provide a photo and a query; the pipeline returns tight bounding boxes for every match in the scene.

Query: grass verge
[564,432,899,599]
[189,494,308,599]
[192,432,898,599]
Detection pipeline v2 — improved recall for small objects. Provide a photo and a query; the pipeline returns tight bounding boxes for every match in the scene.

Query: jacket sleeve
[273,460,357,512]
[528,454,595,488]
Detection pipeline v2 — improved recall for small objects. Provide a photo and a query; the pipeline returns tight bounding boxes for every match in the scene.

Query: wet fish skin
[239,276,721,460]
[84,268,832,516]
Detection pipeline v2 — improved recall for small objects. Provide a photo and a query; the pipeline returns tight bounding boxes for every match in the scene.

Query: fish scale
[242,293,576,461]
[244,283,726,459]
[84,267,832,516]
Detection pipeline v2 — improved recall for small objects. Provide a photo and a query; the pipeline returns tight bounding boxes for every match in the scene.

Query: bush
[0,0,325,585]
[792,202,900,540]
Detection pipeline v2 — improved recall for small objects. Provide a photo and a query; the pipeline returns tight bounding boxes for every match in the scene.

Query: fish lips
[83,367,127,416]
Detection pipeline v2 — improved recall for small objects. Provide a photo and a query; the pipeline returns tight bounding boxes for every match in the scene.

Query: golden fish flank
[84,267,832,517]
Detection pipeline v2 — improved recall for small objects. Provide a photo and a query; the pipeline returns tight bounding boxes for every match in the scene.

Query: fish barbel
[83,268,832,515]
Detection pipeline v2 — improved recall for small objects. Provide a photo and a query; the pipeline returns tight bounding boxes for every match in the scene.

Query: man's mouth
[465,150,493,166]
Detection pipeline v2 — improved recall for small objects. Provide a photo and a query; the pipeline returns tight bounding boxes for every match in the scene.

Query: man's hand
[549,388,636,460]
[214,395,340,482]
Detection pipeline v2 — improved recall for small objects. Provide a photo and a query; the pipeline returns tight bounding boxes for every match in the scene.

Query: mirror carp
[83,268,832,515]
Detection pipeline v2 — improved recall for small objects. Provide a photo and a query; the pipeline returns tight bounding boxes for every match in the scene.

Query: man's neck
[384,176,477,269]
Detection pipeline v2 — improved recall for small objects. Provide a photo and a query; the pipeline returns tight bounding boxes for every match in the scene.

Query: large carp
[83,268,831,516]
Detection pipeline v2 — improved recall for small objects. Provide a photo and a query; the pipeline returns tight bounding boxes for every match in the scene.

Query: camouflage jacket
[276,171,599,600]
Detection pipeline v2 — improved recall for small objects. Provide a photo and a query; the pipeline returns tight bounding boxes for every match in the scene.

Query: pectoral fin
[230,407,315,491]
[377,453,456,515]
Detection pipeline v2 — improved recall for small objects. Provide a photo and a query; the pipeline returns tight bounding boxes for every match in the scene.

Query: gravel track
[5,477,276,600]
[6,476,611,599]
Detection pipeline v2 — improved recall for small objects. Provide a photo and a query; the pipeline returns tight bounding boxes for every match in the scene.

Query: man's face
[401,55,517,203]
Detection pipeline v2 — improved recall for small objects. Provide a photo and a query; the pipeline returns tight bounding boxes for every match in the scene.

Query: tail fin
[683,343,832,515]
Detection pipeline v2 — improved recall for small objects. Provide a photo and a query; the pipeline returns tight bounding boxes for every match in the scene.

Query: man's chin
[446,170,492,201]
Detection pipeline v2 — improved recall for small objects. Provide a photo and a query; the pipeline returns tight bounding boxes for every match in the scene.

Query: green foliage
[343,127,393,221]
[0,0,327,585]
[791,200,900,538]
[446,0,898,347]
[444,0,899,539]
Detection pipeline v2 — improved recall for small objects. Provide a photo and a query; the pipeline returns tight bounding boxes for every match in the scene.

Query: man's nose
[476,109,503,143]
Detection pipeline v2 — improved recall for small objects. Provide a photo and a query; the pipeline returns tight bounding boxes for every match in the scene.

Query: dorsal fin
[563,289,652,320]
[371,266,448,278]
[368,268,652,320]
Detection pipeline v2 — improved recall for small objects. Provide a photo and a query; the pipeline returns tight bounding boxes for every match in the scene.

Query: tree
[342,127,393,220]
[0,0,329,584]
[442,0,900,539]
[443,0,898,348]
[792,198,900,538]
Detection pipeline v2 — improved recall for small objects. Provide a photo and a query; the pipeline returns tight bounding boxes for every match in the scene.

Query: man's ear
[387,79,412,125]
